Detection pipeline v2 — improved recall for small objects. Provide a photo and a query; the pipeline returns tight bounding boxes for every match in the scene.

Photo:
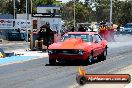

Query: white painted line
[124,83,132,88]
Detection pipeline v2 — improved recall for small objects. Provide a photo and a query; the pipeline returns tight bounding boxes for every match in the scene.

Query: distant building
[34,5,62,34]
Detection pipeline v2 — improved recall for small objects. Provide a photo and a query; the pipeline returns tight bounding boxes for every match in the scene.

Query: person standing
[99,25,105,38]
[78,25,86,32]
[71,26,75,32]
[116,25,120,36]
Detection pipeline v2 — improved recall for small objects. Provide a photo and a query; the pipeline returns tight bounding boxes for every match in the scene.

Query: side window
[87,35,93,42]
[81,35,87,42]
[61,34,69,42]
[93,34,102,43]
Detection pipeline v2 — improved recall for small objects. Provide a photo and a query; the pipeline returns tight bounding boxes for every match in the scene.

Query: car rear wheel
[103,48,107,60]
[102,48,107,60]
[49,58,56,65]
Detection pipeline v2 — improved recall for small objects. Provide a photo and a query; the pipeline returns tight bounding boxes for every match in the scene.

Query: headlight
[48,50,53,54]
[48,50,57,54]
[78,50,83,55]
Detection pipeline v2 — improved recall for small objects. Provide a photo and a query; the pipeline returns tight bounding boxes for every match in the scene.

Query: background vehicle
[123,23,132,34]
[8,31,26,41]
[48,32,107,65]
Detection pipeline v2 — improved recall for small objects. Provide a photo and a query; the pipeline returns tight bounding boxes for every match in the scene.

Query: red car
[48,32,107,65]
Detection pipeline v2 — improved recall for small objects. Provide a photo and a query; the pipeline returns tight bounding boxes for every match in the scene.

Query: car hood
[48,38,91,50]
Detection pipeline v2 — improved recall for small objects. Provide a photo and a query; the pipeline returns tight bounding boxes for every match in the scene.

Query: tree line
[0,0,132,26]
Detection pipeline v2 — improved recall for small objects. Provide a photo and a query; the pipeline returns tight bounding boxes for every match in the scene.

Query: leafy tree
[0,0,6,13]
[119,1,132,25]
[112,0,123,25]
[0,0,132,26]
[95,0,110,22]
[75,2,90,23]
[112,0,132,25]
[33,0,56,6]
[62,1,91,26]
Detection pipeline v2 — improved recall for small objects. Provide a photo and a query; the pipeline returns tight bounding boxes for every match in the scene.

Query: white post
[110,0,112,25]
[30,0,33,50]
[74,0,76,27]
[26,0,28,42]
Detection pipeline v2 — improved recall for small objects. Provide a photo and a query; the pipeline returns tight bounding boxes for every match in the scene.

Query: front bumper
[49,52,89,61]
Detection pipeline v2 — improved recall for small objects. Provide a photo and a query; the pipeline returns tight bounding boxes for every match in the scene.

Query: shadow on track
[45,61,91,66]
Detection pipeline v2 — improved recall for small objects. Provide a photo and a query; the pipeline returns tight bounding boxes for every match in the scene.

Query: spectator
[116,25,120,36]
[78,25,86,32]
[71,26,75,32]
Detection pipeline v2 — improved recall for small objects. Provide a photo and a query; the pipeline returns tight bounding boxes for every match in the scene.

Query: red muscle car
[48,32,107,65]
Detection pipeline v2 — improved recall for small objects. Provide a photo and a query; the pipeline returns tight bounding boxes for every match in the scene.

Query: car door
[92,34,103,57]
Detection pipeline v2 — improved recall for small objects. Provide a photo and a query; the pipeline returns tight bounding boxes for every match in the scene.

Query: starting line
[0,56,37,65]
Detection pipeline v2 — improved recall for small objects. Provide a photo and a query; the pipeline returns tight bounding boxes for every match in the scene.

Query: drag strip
[0,36,132,88]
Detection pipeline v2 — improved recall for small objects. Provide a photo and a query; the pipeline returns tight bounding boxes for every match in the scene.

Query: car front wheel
[88,54,94,64]
[83,53,94,65]
[49,58,56,65]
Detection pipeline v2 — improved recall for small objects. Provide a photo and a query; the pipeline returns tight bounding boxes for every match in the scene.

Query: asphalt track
[0,35,132,88]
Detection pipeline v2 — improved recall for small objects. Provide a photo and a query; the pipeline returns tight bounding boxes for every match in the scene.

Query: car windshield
[124,23,132,28]
[62,34,92,42]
